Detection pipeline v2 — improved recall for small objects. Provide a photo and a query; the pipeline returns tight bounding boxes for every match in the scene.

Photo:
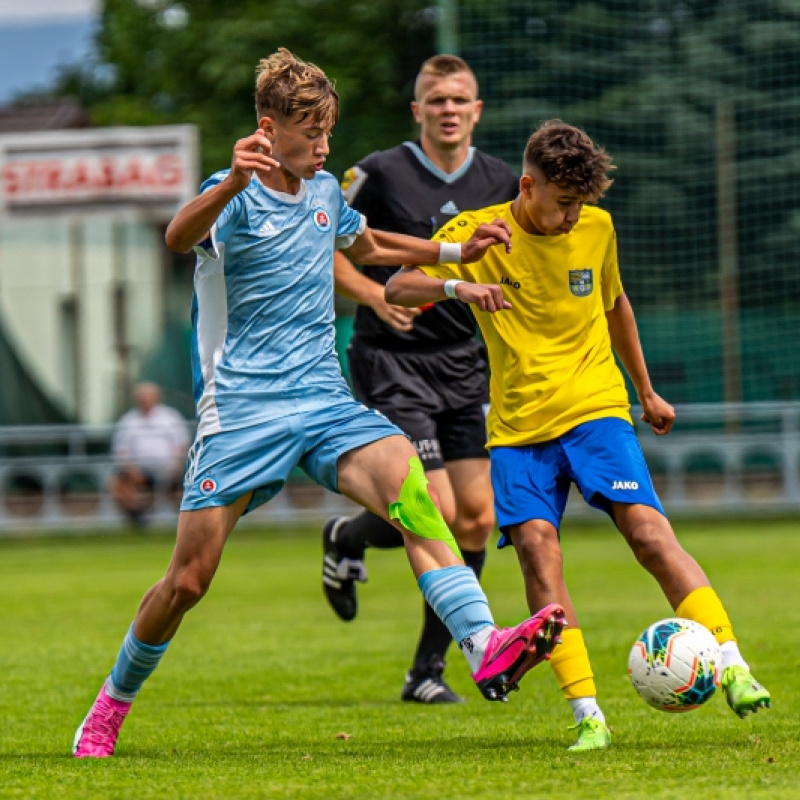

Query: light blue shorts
[181,398,403,514]
[491,417,665,547]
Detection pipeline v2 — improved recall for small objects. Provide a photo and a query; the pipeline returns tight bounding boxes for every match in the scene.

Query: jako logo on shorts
[313,208,331,232]
[199,477,218,494]
[612,480,639,490]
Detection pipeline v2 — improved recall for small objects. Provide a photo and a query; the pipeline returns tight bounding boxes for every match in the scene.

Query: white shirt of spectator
[111,404,190,478]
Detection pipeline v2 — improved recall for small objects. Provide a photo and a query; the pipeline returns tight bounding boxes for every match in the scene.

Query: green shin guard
[388,457,462,558]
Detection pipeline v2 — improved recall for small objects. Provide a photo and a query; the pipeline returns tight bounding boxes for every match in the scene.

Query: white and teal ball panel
[628,618,721,712]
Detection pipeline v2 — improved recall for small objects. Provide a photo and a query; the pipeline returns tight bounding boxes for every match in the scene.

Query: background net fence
[455,0,800,404]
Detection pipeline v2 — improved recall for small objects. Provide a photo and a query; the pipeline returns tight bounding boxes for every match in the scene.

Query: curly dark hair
[255,48,339,128]
[523,120,614,200]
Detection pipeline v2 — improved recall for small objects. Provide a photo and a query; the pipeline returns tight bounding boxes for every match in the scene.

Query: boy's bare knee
[514,524,562,571]
[628,521,671,570]
[453,508,494,550]
[164,567,213,613]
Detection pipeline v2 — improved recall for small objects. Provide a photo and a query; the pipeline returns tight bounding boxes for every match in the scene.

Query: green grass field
[0,518,797,799]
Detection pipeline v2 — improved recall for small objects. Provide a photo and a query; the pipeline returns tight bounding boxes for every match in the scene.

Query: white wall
[121,219,164,383]
[0,216,73,414]
[0,212,166,423]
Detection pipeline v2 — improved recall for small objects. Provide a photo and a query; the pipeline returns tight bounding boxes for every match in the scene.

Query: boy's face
[261,112,331,181]
[516,170,586,236]
[412,71,482,150]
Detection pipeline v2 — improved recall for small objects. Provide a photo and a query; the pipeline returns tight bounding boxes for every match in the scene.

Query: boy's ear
[258,116,276,139]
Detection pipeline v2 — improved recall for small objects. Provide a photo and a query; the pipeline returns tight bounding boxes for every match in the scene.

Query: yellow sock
[675,586,736,645]
[548,628,596,700]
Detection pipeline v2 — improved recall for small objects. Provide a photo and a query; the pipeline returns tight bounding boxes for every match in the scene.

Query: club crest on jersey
[199,476,217,495]
[312,207,332,232]
[568,269,593,297]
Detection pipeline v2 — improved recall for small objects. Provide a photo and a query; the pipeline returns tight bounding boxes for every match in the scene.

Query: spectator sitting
[109,383,190,526]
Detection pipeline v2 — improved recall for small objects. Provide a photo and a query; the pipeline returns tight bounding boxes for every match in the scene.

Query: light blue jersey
[191,170,366,437]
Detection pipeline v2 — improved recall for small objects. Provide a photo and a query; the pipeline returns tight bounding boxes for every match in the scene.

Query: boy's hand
[639,392,676,435]
[454,282,512,313]
[461,219,512,263]
[372,297,421,332]
[227,130,280,191]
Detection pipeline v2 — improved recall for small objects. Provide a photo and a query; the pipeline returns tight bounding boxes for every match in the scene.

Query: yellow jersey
[421,202,631,447]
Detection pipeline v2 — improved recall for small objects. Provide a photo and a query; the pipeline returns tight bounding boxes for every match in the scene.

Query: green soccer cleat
[567,716,612,752]
[721,665,772,718]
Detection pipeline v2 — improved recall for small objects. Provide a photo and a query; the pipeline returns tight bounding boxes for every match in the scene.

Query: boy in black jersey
[322,55,518,703]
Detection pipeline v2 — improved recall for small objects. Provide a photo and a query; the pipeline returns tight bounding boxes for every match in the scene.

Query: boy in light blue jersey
[187,158,365,442]
[73,48,566,759]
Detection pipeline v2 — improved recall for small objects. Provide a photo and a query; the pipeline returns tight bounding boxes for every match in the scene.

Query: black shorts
[348,339,489,471]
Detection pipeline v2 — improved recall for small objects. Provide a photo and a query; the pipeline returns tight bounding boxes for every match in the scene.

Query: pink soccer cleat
[73,685,132,758]
[471,603,566,701]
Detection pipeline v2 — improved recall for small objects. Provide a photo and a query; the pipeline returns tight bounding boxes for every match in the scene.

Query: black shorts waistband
[349,335,479,356]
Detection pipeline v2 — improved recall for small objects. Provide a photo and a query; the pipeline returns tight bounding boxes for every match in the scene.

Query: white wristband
[444,279,464,299]
[438,242,462,264]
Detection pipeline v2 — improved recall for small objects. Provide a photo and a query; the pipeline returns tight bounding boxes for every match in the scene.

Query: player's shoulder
[434,203,510,239]
[462,202,512,225]
[578,204,615,235]
[349,145,418,182]
[356,144,410,174]
[471,149,518,179]
[309,169,341,192]
[306,170,349,209]
[199,169,231,193]
[341,145,409,203]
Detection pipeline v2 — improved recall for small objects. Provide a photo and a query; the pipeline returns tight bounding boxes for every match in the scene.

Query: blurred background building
[0,0,798,529]
[0,121,197,425]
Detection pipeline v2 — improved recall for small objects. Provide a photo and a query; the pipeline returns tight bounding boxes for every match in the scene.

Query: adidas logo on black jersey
[440,200,460,215]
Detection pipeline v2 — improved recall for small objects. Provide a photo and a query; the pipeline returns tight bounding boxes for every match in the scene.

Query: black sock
[336,509,404,557]
[412,547,487,673]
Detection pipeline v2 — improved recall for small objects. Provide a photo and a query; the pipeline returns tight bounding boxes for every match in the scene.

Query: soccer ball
[628,618,721,712]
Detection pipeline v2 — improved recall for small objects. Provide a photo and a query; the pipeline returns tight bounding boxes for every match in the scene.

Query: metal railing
[629,402,800,514]
[0,402,798,532]
[0,423,356,532]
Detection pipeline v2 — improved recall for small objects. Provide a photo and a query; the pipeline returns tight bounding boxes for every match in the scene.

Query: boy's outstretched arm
[343,220,511,268]
[386,268,512,314]
[606,292,675,435]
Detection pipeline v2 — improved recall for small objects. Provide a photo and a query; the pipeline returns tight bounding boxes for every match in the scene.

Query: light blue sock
[417,565,494,646]
[105,623,170,703]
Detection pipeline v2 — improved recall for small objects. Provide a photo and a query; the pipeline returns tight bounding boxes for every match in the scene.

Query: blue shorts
[490,417,665,547]
[181,398,403,514]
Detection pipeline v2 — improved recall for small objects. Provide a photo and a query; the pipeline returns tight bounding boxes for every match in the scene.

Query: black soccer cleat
[321,516,367,622]
[401,657,464,704]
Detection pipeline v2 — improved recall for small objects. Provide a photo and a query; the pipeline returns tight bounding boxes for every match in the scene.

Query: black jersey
[342,141,519,352]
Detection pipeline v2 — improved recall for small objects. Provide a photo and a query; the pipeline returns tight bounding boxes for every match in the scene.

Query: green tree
[454,0,800,401]
[55,0,436,179]
[459,0,800,309]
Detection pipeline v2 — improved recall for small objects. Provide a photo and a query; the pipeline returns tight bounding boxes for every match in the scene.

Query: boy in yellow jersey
[385,119,771,751]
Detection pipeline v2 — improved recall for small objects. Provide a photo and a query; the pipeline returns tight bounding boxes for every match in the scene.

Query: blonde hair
[255,48,339,128]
